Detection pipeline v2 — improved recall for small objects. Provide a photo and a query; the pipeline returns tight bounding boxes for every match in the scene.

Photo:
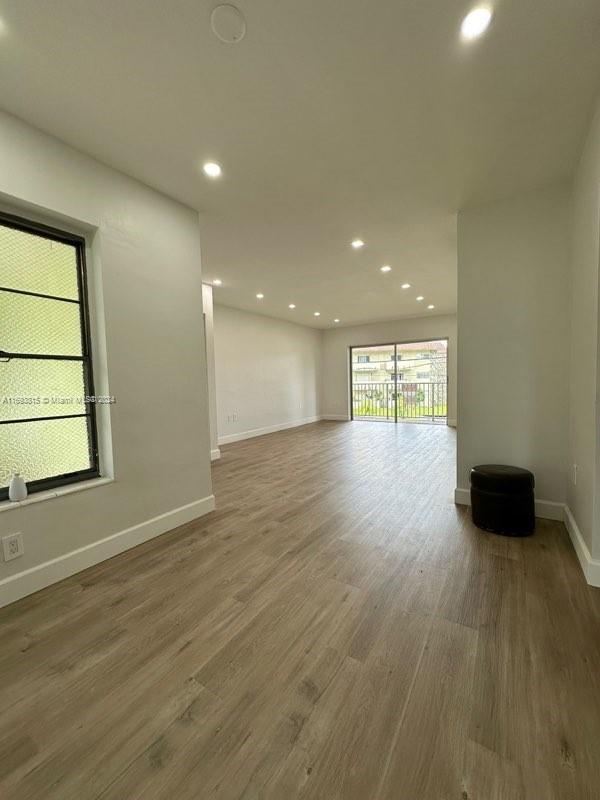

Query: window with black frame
[0,212,99,500]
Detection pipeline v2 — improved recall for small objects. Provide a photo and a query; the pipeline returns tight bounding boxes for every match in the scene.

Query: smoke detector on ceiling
[211,4,246,44]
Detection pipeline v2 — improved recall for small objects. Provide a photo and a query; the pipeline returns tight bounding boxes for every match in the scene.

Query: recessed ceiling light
[401,283,411,289]
[428,304,435,310]
[380,265,392,273]
[203,161,222,178]
[289,303,296,309]
[351,239,365,249]
[334,319,340,323]
[461,7,492,40]
[256,293,264,299]
[314,311,321,316]
[416,295,424,301]
[213,279,223,286]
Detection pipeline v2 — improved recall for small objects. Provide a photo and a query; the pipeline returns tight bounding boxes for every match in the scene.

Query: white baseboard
[210,448,221,461]
[564,506,600,587]
[0,494,215,609]
[321,415,351,421]
[532,499,565,521]
[454,488,471,506]
[454,488,564,521]
[218,415,321,445]
[454,487,470,506]
[447,419,457,428]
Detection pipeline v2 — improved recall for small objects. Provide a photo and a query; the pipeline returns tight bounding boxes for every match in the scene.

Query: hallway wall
[214,304,322,444]
[456,183,571,510]
[568,92,600,561]
[202,283,220,460]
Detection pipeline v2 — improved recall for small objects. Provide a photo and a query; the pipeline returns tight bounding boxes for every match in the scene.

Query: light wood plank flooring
[1,420,600,799]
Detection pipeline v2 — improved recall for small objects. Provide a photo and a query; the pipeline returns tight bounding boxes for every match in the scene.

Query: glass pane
[0,223,79,300]
[351,344,395,382]
[0,359,87,421]
[0,290,83,356]
[0,416,92,488]
[351,344,396,421]
[395,339,448,423]
[395,339,448,382]
[350,340,449,424]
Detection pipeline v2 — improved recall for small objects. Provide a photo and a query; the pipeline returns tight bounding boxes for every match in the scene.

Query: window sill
[0,476,114,513]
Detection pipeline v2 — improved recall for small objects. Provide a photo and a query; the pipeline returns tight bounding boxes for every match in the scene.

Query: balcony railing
[351,381,447,424]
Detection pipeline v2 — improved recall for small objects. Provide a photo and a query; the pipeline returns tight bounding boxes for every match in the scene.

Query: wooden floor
[1,421,600,799]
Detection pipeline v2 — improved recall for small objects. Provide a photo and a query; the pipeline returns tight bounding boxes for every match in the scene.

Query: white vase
[8,472,27,502]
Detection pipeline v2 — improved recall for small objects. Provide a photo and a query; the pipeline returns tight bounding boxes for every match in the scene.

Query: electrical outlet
[573,464,578,486]
[2,533,24,562]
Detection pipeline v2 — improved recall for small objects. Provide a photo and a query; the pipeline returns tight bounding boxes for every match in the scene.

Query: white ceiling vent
[210,4,246,44]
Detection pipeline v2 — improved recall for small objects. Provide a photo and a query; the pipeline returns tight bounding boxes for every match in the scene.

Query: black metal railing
[351,381,447,424]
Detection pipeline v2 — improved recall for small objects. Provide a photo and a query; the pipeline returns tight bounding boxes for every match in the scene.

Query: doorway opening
[350,339,448,424]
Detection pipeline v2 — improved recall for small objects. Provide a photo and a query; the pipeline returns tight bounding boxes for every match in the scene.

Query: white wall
[0,112,213,606]
[568,97,600,558]
[202,283,220,459]
[456,184,571,507]
[214,305,322,443]
[320,315,457,424]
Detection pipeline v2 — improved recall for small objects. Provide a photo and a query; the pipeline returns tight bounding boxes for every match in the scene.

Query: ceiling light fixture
[256,293,264,299]
[401,283,411,289]
[351,239,365,249]
[461,7,492,40]
[416,295,424,301]
[428,304,435,310]
[334,319,340,323]
[314,311,321,316]
[203,161,222,178]
[289,303,296,309]
[210,4,247,44]
[380,265,392,273]
[213,279,223,286]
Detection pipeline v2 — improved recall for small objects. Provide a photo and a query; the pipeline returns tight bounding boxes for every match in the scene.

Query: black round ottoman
[470,464,535,536]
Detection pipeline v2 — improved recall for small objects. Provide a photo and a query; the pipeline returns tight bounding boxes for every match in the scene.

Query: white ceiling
[1,0,600,328]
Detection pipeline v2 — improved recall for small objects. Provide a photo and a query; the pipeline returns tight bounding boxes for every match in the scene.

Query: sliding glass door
[350,339,448,424]
[350,343,397,421]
